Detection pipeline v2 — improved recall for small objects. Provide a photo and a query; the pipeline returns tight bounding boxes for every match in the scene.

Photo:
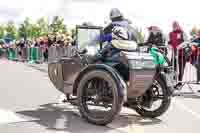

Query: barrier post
[28,47,34,63]
[0,48,3,57]
[31,47,37,63]
[8,48,16,60]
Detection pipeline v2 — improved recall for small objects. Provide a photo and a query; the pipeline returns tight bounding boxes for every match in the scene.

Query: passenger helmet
[109,8,124,21]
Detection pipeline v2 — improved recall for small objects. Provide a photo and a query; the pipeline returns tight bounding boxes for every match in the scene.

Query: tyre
[134,77,171,118]
[77,69,123,125]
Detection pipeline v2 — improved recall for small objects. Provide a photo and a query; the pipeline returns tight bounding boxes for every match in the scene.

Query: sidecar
[48,25,173,125]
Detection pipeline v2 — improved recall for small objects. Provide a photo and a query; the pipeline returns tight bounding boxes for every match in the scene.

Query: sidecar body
[48,25,103,95]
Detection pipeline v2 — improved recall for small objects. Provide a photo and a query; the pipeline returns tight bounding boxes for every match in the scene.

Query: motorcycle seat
[111,40,137,51]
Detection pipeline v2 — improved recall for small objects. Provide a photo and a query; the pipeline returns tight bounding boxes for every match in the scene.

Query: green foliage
[134,27,145,43]
[5,21,17,40]
[36,17,49,36]
[0,25,5,39]
[71,29,76,38]
[49,16,67,33]
[18,18,32,40]
[18,17,50,40]
[29,24,41,39]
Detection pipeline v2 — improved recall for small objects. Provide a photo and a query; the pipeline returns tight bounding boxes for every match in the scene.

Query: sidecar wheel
[134,77,171,118]
[77,70,123,125]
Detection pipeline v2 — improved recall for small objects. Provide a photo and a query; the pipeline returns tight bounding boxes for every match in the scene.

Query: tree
[36,17,49,36]
[0,25,5,39]
[18,23,26,40]
[49,16,67,33]
[29,23,41,39]
[18,18,33,40]
[5,21,17,40]
[71,29,76,38]
[134,27,145,43]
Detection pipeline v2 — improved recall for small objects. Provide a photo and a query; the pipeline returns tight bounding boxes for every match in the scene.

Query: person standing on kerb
[190,26,200,91]
[168,21,187,83]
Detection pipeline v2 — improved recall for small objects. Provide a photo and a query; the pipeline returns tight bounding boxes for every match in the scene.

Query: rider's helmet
[82,22,93,26]
[109,8,124,21]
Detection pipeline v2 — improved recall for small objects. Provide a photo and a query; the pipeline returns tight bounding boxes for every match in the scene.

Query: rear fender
[155,71,174,96]
[73,64,127,101]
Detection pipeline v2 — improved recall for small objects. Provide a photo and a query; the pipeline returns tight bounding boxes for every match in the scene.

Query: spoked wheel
[77,70,123,125]
[134,77,171,118]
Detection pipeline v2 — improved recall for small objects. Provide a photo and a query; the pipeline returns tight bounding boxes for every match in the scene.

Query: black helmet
[82,22,93,26]
[109,8,124,21]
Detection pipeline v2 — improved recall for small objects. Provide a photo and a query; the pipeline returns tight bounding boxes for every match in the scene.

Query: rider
[93,8,138,62]
[103,8,137,42]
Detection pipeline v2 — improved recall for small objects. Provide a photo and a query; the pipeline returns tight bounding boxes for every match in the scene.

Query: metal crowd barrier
[156,45,200,84]
[176,46,200,83]
[170,43,200,96]
[27,47,44,63]
[7,47,18,61]
[2,45,77,64]
[148,45,200,96]
[4,46,42,63]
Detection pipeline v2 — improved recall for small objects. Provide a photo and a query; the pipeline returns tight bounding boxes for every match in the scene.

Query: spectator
[64,36,73,47]
[34,38,40,47]
[145,26,167,54]
[56,34,65,46]
[47,35,53,47]
[168,21,187,83]
[191,26,200,87]
[146,26,165,46]
[41,37,48,62]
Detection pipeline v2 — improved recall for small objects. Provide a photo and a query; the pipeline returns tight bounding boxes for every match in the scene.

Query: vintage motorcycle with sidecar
[48,25,175,125]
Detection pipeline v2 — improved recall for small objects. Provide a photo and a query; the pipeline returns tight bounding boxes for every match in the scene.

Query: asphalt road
[0,59,200,133]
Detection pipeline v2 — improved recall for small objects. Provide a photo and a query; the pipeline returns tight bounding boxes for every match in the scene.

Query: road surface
[0,59,200,133]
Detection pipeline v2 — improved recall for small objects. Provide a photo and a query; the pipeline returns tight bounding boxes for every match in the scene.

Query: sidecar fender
[73,64,127,101]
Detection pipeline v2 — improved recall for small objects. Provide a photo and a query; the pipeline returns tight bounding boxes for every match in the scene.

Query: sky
[0,0,200,34]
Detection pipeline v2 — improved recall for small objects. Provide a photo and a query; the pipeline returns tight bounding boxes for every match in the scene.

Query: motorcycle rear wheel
[134,77,171,118]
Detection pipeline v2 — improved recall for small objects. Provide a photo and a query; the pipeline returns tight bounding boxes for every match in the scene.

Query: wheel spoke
[153,95,164,100]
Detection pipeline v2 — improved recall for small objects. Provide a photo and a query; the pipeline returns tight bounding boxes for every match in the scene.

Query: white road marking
[173,99,200,120]
[0,109,38,124]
